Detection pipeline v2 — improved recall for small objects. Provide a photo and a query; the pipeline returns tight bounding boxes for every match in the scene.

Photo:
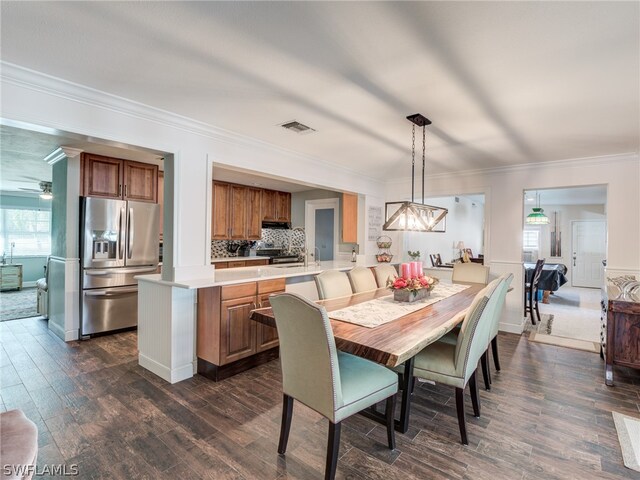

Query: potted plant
[387,274,438,303]
[408,250,421,261]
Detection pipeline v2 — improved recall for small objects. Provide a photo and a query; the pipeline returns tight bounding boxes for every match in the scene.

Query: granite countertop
[137,260,391,289]
[210,256,271,264]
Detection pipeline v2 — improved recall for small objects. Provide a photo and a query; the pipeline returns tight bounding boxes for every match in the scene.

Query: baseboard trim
[48,319,65,340]
[499,321,525,334]
[139,353,193,384]
[22,281,37,288]
[65,329,79,342]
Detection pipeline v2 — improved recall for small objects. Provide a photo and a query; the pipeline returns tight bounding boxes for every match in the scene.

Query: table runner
[329,283,471,328]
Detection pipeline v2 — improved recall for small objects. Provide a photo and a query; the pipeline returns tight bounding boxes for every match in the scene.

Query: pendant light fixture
[383,114,447,232]
[525,191,549,225]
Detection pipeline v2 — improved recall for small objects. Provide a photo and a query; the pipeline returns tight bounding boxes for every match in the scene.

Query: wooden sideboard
[0,264,23,291]
[605,290,640,386]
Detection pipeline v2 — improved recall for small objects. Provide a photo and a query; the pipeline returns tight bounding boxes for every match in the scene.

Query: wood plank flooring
[1,316,639,479]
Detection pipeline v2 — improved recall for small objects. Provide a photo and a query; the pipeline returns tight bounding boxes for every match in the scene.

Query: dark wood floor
[1,316,639,479]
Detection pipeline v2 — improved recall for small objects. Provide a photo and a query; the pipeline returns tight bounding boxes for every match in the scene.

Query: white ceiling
[524,185,607,206]
[1,2,638,180]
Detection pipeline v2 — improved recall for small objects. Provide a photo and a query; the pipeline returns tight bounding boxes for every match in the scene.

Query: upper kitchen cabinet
[212,181,231,240]
[229,184,248,240]
[246,187,262,240]
[342,193,358,243]
[81,153,158,203]
[262,189,291,223]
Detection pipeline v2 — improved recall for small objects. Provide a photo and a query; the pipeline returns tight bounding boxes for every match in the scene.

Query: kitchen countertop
[137,260,393,289]
[210,256,271,263]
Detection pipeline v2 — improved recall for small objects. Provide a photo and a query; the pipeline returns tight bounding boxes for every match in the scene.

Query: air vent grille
[280,120,316,135]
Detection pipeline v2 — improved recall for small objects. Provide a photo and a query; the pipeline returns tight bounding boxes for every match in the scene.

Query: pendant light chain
[422,125,426,205]
[411,124,416,203]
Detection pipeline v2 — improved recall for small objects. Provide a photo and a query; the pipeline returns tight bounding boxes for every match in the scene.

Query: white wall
[386,154,640,333]
[402,195,484,264]
[524,203,606,283]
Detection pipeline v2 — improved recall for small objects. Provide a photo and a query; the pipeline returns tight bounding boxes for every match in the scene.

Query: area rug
[527,313,600,353]
[612,411,640,472]
[0,288,38,322]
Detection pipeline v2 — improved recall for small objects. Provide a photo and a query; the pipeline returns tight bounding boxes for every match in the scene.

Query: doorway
[523,185,607,353]
[305,198,340,263]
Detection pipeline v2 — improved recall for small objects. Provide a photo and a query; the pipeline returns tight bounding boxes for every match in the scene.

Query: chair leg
[385,394,396,450]
[278,394,294,455]
[469,370,481,418]
[325,421,342,480]
[534,290,542,324]
[455,387,468,445]
[480,352,491,390]
[491,337,501,372]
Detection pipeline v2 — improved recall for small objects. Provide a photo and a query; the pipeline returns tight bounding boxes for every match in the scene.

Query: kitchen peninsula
[136,260,396,383]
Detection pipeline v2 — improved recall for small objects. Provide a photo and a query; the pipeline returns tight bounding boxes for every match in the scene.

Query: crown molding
[385,152,639,185]
[43,146,83,165]
[0,62,383,188]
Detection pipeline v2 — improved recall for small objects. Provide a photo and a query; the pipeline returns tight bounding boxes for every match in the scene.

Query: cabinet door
[229,185,248,239]
[83,154,123,199]
[157,171,164,240]
[276,191,291,223]
[227,261,246,268]
[256,293,280,352]
[220,296,257,364]
[124,161,158,203]
[342,193,358,243]
[246,188,262,240]
[212,182,231,240]
[261,189,277,222]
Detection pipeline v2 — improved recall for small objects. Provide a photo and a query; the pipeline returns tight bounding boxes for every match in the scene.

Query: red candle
[410,262,418,278]
[416,261,423,277]
[401,263,411,279]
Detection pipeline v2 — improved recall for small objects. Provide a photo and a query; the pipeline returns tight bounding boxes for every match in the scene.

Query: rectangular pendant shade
[383,201,447,232]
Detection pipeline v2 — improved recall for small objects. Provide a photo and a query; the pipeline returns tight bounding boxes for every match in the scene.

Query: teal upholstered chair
[270,293,398,480]
[373,264,398,288]
[314,270,353,300]
[347,266,378,293]
[407,280,501,444]
[488,274,513,374]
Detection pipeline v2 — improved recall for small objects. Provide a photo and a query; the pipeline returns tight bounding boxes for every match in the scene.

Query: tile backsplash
[211,228,306,259]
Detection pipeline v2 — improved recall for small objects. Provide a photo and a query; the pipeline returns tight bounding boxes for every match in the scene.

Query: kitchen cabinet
[197,278,285,380]
[262,189,291,223]
[0,264,23,291]
[212,259,269,268]
[211,182,231,240]
[82,153,158,203]
[247,187,262,239]
[342,193,358,243]
[229,185,248,240]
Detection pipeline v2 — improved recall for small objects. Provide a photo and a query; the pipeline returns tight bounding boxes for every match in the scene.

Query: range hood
[262,221,291,230]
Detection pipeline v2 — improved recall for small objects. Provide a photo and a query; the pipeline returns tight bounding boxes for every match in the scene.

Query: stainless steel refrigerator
[80,197,159,336]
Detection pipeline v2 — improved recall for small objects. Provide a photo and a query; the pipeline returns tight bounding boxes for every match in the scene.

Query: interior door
[572,220,606,288]
[125,201,159,266]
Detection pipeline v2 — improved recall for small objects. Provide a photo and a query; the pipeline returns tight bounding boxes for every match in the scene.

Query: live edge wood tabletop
[250,282,484,368]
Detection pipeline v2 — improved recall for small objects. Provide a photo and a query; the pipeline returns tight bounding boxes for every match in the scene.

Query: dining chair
[373,264,398,288]
[348,266,378,293]
[452,262,490,284]
[270,293,398,480]
[524,258,545,325]
[315,270,353,300]
[403,279,501,445]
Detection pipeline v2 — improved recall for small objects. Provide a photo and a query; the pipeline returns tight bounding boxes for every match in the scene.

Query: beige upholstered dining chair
[452,262,490,284]
[315,270,353,300]
[373,264,398,288]
[347,266,378,293]
[270,293,398,480]
[487,273,513,374]
[402,279,502,445]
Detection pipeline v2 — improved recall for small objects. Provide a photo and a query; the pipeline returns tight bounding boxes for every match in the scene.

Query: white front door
[571,220,606,288]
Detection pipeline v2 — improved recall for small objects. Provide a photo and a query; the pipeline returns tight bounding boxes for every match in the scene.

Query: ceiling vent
[279,120,316,135]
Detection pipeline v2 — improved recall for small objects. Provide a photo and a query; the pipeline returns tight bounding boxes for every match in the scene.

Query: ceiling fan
[18,181,53,199]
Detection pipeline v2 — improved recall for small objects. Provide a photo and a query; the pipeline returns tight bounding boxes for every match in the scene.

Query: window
[0,208,51,256]
[523,229,539,250]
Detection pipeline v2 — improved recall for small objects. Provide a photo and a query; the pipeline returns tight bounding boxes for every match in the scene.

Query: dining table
[250,281,484,433]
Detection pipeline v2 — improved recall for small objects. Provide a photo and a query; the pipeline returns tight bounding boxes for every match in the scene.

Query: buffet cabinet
[0,264,23,291]
[197,278,284,380]
[605,291,640,386]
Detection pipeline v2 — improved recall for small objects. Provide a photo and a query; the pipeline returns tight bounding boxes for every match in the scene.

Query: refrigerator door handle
[118,206,125,260]
[85,270,110,276]
[128,207,134,259]
[85,266,157,276]
[85,287,138,297]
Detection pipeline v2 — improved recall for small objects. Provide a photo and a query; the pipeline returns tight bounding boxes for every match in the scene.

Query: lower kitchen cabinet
[197,278,284,380]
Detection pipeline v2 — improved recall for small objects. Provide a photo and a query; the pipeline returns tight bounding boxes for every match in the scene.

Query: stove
[256,249,300,265]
